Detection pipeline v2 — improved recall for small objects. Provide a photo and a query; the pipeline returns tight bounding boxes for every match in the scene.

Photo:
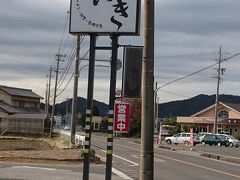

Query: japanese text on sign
[114,103,130,133]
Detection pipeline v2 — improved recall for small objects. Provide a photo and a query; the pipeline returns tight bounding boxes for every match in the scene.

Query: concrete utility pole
[154,82,158,133]
[140,0,155,179]
[45,75,49,113]
[214,46,224,134]
[71,35,81,147]
[50,53,65,138]
[66,97,69,125]
[47,67,52,114]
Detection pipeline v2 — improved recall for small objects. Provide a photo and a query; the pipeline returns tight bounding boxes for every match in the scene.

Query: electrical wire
[157,52,240,90]
[56,37,90,97]
[158,89,190,98]
[58,13,69,52]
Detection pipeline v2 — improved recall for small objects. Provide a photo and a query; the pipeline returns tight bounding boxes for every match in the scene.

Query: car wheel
[229,142,233,147]
[217,142,221,147]
[166,139,172,144]
[202,141,206,146]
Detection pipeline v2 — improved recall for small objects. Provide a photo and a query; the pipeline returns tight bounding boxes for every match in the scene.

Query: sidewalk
[157,143,240,164]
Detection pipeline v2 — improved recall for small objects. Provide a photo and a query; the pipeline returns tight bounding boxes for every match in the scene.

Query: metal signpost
[69,1,141,179]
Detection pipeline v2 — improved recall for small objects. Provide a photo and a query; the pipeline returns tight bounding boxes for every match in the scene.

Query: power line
[157,52,240,90]
[158,89,190,98]
[58,13,69,52]
[56,45,90,97]
[158,63,217,89]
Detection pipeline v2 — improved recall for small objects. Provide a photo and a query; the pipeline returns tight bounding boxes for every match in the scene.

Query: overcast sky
[1,0,240,105]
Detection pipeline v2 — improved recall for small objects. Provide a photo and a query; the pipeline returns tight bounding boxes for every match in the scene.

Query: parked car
[165,133,200,146]
[201,134,225,146]
[215,134,229,147]
[64,126,70,130]
[198,132,212,142]
[216,134,240,147]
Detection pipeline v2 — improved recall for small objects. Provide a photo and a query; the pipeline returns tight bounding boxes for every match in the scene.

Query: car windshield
[174,133,181,137]
[227,135,236,139]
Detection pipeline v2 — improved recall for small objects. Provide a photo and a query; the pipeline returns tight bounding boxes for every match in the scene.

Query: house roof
[0,85,42,99]
[222,102,240,113]
[0,100,44,115]
[192,101,240,117]
[0,100,20,114]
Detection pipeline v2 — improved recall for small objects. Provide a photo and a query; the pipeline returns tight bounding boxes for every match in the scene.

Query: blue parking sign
[159,118,165,122]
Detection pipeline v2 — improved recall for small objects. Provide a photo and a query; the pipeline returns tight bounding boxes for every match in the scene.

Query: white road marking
[100,149,139,167]
[11,166,71,172]
[112,167,133,180]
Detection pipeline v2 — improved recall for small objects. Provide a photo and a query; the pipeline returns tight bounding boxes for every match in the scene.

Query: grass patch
[63,139,70,146]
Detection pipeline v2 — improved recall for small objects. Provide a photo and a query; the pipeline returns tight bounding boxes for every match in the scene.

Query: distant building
[0,85,49,135]
[177,102,240,138]
[92,116,103,131]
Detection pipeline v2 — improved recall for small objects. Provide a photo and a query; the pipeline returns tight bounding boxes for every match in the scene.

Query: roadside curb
[200,152,240,164]
[158,145,176,151]
[0,156,102,164]
[158,145,240,164]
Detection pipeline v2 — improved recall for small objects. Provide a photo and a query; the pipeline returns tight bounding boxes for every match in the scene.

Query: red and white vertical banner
[114,103,130,133]
[190,128,193,146]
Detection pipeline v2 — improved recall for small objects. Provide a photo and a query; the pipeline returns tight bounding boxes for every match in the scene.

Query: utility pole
[45,75,49,113]
[154,82,158,133]
[47,67,52,114]
[140,0,155,179]
[71,35,81,147]
[50,53,65,138]
[66,97,69,126]
[214,46,225,134]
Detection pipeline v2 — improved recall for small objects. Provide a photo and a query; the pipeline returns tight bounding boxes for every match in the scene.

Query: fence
[60,130,85,147]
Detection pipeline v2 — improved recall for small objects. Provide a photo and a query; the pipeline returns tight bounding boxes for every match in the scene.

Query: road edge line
[112,167,133,180]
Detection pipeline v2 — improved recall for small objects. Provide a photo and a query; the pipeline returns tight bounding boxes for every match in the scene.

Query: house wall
[196,108,215,117]
[0,118,44,134]
[0,110,8,117]
[228,110,240,118]
[0,90,11,105]
[11,96,40,109]
[177,117,194,123]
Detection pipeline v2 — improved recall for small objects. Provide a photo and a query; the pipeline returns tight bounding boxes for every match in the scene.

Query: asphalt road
[0,162,123,180]
[91,135,240,180]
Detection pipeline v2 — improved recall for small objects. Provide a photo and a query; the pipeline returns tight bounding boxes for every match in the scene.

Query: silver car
[216,134,240,147]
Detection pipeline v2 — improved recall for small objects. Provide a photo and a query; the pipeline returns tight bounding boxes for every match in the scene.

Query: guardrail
[60,130,85,147]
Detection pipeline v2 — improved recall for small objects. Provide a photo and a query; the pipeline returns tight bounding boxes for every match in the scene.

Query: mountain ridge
[53,94,240,118]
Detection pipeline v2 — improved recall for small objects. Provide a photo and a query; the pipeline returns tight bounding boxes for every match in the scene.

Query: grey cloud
[156,0,240,34]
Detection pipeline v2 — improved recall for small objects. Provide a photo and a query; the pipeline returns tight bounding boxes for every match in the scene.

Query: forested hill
[55,97,108,117]
[52,94,240,118]
[158,94,240,118]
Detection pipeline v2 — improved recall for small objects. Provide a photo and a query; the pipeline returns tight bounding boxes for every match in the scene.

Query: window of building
[19,101,25,107]
[218,110,229,118]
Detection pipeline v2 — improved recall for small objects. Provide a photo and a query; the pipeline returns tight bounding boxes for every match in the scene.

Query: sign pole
[83,34,96,180]
[105,35,119,180]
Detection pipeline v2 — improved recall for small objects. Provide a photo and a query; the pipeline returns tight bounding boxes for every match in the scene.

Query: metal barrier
[60,130,85,147]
